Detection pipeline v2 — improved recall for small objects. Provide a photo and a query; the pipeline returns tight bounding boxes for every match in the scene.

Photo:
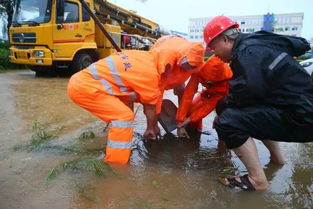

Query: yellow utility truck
[9,0,167,75]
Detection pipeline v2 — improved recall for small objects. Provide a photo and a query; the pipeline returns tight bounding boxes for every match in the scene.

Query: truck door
[52,0,82,59]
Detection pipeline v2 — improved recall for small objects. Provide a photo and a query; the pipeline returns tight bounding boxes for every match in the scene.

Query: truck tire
[71,52,93,73]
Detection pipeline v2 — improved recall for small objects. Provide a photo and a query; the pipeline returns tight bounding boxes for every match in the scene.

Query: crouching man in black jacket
[204,16,313,191]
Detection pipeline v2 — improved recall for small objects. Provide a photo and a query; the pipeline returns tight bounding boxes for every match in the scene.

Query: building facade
[188,13,304,43]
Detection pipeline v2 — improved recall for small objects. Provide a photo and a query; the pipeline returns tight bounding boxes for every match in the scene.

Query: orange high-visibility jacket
[176,55,233,123]
[69,50,162,105]
[68,50,163,164]
[150,35,205,113]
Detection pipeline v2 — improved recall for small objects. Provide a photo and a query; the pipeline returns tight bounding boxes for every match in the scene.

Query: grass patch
[79,129,96,141]
[219,166,238,175]
[13,121,120,189]
[31,120,57,142]
[13,121,104,154]
[13,121,57,152]
[44,158,118,184]
[14,143,104,154]
[76,183,98,202]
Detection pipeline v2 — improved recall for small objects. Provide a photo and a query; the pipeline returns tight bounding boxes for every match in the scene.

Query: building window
[292,27,298,31]
[246,28,255,32]
[190,29,194,32]
[275,27,284,32]
[285,27,289,31]
[190,35,194,39]
[195,35,198,39]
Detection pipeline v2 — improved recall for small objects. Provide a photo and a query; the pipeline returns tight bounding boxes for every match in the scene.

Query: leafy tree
[0,0,16,40]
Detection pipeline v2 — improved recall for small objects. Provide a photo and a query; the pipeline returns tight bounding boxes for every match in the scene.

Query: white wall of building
[188,13,304,44]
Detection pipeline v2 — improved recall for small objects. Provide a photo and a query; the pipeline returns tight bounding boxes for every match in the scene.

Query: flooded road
[0,70,312,209]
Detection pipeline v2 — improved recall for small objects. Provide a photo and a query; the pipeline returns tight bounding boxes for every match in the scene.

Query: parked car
[300,58,313,77]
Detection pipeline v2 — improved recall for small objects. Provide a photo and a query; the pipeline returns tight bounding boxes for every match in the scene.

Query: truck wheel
[71,52,93,73]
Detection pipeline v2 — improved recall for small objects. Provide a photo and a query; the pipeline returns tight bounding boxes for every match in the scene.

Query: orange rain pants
[150,35,205,113]
[68,50,161,164]
[176,55,233,127]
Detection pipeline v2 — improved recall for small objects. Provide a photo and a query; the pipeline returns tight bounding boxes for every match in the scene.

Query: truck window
[64,2,79,23]
[82,3,91,22]
[57,1,79,23]
[13,0,52,25]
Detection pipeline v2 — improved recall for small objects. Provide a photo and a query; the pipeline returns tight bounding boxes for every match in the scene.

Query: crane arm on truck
[78,0,121,52]
[94,0,162,39]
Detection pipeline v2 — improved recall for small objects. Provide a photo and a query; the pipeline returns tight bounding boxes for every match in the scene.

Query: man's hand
[143,129,156,140]
[143,103,158,140]
[177,127,190,138]
[177,117,191,128]
[154,125,163,140]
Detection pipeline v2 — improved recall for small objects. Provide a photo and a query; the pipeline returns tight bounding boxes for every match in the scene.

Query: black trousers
[213,106,313,149]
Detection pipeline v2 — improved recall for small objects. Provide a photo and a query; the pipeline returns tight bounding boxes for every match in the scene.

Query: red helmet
[203,16,239,45]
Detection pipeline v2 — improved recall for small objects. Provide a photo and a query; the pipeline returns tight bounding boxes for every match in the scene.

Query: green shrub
[0,41,10,49]
[0,48,9,67]
[0,40,25,70]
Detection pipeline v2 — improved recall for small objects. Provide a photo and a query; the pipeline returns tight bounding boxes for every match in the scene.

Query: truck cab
[9,0,165,75]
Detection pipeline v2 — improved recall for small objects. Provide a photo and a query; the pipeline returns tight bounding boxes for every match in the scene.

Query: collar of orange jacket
[177,42,205,67]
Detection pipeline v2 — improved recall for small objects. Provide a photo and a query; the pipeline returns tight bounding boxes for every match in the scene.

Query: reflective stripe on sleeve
[269,52,287,70]
[105,57,128,93]
[90,64,115,95]
[107,139,132,149]
[111,120,133,128]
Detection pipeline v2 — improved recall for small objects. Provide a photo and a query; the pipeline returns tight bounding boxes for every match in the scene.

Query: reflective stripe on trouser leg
[105,120,134,164]
[67,82,135,164]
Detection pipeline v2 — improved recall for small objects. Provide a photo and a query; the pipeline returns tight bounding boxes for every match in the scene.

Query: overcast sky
[114,0,313,40]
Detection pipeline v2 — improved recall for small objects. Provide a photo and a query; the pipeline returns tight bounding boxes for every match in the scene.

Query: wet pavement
[0,70,312,209]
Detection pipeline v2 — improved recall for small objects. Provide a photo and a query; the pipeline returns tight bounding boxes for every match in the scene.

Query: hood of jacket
[232,30,311,57]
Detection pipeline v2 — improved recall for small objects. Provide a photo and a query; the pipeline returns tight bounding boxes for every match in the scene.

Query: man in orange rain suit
[150,35,205,111]
[67,42,204,164]
[176,55,233,138]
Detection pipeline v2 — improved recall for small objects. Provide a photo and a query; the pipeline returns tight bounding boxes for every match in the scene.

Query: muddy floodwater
[0,70,312,209]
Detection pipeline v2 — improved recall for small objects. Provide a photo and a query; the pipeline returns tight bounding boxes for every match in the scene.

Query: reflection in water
[1,71,312,209]
[13,72,97,134]
[268,143,313,209]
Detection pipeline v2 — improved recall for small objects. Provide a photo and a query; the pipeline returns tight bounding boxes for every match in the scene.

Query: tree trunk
[6,5,12,41]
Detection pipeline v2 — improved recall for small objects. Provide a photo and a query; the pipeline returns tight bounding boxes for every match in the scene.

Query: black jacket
[219,30,313,124]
